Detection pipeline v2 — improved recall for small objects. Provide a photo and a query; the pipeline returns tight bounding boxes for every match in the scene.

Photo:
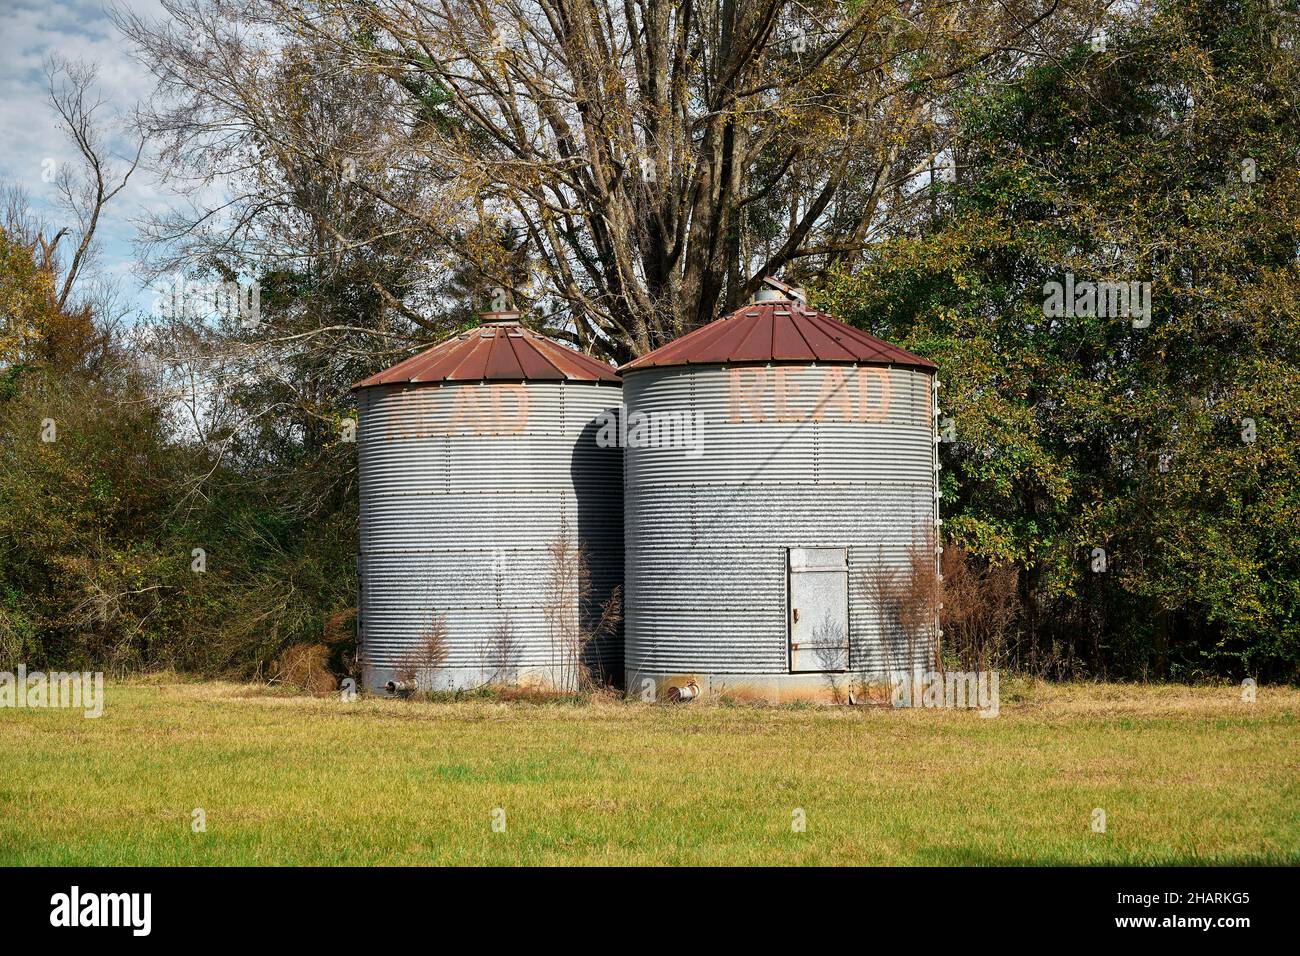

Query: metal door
[788,547,849,672]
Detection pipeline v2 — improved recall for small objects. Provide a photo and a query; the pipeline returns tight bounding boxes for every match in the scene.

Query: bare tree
[117,0,1091,363]
[284,0,1075,360]
[1,57,143,381]
[113,1,483,517]
[43,57,145,313]
[113,0,470,336]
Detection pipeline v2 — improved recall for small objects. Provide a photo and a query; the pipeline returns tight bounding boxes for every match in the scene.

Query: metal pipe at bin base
[666,680,700,703]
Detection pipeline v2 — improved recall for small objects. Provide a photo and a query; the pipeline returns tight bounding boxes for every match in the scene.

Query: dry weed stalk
[813,612,849,703]
[480,612,519,687]
[854,535,941,700]
[394,611,450,691]
[544,523,621,692]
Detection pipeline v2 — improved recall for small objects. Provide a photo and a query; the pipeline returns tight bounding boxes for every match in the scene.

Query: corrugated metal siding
[624,363,937,680]
[359,380,622,690]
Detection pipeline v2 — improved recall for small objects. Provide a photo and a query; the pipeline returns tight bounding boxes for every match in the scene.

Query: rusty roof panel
[769,309,818,360]
[619,300,936,374]
[727,314,775,363]
[790,312,858,361]
[663,315,737,362]
[483,333,523,379]
[511,335,565,379]
[354,318,620,388]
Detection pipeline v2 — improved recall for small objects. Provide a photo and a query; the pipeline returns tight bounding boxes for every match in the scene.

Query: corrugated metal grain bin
[618,281,939,703]
[353,311,622,694]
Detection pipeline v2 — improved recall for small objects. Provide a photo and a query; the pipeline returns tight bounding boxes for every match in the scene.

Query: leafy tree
[822,0,1300,679]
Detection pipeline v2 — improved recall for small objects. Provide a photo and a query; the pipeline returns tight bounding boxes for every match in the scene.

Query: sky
[0,0,170,315]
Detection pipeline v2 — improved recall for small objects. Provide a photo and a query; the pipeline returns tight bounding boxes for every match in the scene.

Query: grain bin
[353,311,622,694]
[619,280,939,703]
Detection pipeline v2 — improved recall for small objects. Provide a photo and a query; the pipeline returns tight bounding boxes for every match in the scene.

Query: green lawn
[0,679,1296,865]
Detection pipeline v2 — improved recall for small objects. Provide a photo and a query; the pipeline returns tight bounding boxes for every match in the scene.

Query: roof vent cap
[754,276,807,305]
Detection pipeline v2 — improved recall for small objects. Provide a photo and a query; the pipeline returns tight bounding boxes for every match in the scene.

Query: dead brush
[939,544,1018,673]
[271,643,337,695]
[324,605,359,684]
[322,607,355,646]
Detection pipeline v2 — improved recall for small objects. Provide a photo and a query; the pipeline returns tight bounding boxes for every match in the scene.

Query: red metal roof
[353,315,620,388]
[619,299,937,374]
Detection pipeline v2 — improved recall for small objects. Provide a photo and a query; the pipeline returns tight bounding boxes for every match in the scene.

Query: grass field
[0,678,1296,865]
